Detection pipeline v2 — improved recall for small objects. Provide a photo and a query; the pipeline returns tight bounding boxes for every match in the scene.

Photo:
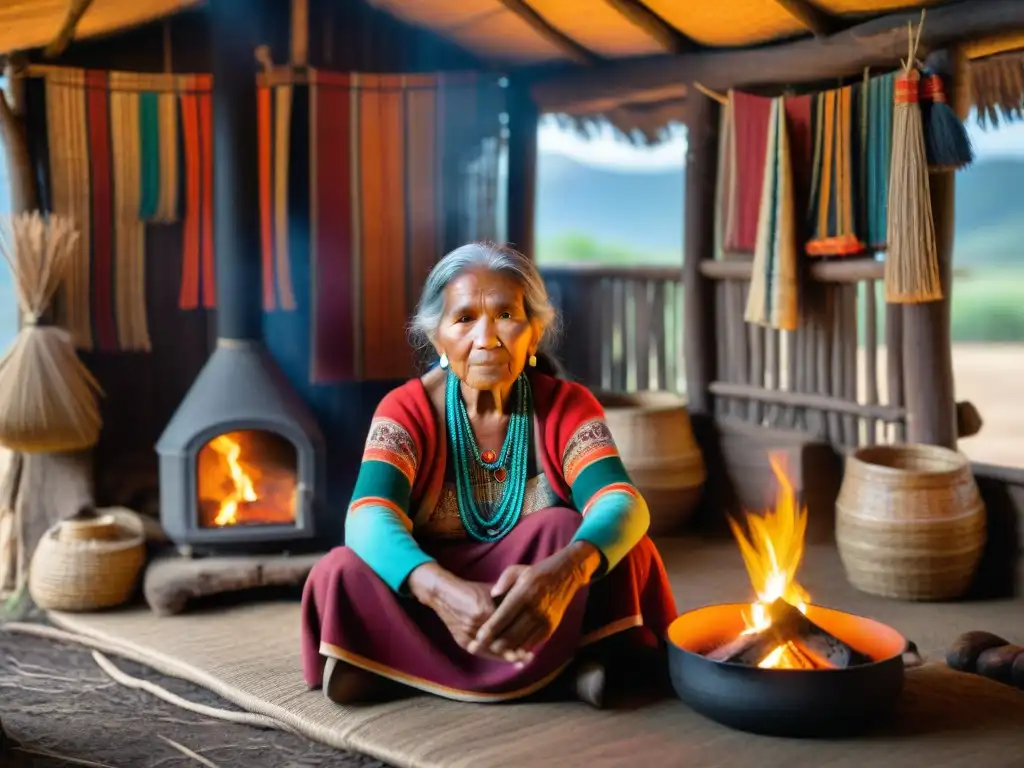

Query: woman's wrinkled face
[434,267,539,391]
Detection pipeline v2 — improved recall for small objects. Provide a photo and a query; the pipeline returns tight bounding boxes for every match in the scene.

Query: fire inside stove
[196,429,298,529]
[708,452,869,671]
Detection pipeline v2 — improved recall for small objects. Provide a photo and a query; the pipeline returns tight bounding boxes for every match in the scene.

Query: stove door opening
[196,429,298,529]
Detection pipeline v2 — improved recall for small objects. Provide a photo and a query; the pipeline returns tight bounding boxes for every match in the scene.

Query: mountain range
[535,152,1024,267]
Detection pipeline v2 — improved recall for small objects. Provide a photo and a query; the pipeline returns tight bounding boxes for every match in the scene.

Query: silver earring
[528,354,537,368]
[439,353,449,370]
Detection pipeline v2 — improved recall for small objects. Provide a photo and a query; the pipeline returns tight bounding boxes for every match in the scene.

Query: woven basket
[596,391,706,536]
[28,507,147,612]
[835,444,986,601]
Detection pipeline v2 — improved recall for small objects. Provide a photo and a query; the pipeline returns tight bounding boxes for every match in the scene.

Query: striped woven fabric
[258,70,504,385]
[43,67,215,352]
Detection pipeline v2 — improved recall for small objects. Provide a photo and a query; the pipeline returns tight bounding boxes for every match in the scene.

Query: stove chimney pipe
[209,0,262,340]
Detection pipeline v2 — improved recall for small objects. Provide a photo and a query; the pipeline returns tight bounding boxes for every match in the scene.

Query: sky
[537,113,1024,172]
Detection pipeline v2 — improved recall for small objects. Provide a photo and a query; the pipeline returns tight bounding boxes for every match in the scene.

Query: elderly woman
[301,243,678,708]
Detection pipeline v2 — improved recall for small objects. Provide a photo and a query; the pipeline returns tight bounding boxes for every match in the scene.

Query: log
[706,598,870,668]
[766,599,872,669]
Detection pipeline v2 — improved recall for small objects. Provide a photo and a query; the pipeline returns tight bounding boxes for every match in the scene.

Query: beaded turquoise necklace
[445,369,532,542]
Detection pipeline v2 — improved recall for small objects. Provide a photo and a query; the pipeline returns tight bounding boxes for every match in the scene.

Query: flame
[208,434,258,526]
[728,451,812,670]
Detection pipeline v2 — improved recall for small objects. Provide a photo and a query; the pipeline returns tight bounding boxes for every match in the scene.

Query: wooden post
[505,80,538,258]
[900,48,963,449]
[683,92,719,415]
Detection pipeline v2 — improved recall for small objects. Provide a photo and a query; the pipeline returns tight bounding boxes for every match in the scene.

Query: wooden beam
[506,81,539,258]
[530,0,1024,114]
[774,0,844,37]
[498,0,601,65]
[682,92,718,416]
[901,47,963,449]
[43,0,95,59]
[603,0,699,54]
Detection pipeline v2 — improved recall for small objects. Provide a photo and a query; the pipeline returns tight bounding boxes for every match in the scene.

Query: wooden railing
[542,258,910,449]
[540,265,685,394]
[701,258,907,448]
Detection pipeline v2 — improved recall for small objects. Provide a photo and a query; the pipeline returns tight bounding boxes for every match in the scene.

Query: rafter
[43,0,95,58]
[497,0,601,65]
[603,0,700,54]
[774,0,845,37]
[531,0,1022,114]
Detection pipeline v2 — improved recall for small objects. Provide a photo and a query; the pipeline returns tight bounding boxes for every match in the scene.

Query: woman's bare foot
[322,657,396,704]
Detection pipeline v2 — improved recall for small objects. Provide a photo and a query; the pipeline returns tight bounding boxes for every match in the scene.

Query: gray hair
[410,242,559,351]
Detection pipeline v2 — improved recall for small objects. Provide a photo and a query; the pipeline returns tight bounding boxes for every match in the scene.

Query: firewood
[947,630,1010,673]
[976,644,1024,684]
[766,599,871,669]
[706,598,809,665]
[706,599,871,669]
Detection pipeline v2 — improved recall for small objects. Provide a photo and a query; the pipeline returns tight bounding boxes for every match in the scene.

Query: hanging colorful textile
[806,85,866,257]
[42,67,211,351]
[258,70,504,384]
[724,91,773,254]
[745,97,798,331]
[920,70,974,171]
[862,71,895,251]
[178,74,216,311]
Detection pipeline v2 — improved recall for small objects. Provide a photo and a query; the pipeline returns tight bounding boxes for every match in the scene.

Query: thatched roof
[4,0,1024,139]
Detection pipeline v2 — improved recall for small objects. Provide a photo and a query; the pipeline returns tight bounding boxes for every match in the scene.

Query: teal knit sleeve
[344,415,435,594]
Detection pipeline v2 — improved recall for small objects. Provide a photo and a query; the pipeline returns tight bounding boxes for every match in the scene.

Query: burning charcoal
[765,599,872,669]
[706,628,783,665]
[975,644,1024,683]
[706,598,809,666]
[946,630,1010,673]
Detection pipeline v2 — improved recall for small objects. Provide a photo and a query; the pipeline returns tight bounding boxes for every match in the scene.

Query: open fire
[196,430,298,529]
[706,452,869,670]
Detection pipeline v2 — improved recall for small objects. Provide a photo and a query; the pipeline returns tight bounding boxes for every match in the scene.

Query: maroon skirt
[300,506,679,702]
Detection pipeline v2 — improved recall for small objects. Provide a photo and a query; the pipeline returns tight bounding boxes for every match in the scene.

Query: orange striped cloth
[42,67,212,352]
[258,70,503,384]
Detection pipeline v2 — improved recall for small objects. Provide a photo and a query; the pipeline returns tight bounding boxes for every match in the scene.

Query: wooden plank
[709,381,905,422]
[701,257,883,282]
[530,0,1024,114]
[506,82,539,259]
[863,279,879,444]
[633,279,653,390]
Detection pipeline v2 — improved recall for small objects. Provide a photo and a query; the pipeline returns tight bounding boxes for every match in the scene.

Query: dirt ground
[949,344,1024,467]
[0,615,389,768]
[858,343,1022,466]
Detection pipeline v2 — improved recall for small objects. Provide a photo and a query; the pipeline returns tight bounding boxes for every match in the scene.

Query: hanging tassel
[885,22,942,304]
[921,70,974,171]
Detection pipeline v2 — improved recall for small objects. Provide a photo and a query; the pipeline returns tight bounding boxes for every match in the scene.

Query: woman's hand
[408,563,500,654]
[468,541,602,664]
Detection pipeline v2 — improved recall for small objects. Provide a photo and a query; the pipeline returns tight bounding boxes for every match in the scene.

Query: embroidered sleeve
[558,386,650,572]
[344,394,435,593]
[562,417,635,514]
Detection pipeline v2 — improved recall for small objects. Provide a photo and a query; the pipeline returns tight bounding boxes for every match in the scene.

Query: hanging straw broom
[0,212,103,452]
[885,16,942,304]
[921,68,974,171]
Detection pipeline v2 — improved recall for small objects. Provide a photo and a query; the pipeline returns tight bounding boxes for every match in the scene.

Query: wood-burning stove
[156,340,326,552]
[155,0,326,554]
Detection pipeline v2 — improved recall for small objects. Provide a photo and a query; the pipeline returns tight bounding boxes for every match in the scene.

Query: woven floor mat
[43,540,1024,768]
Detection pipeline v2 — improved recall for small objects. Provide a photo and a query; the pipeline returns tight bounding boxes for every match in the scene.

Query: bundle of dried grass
[0,212,102,452]
[885,20,942,305]
[969,51,1024,129]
